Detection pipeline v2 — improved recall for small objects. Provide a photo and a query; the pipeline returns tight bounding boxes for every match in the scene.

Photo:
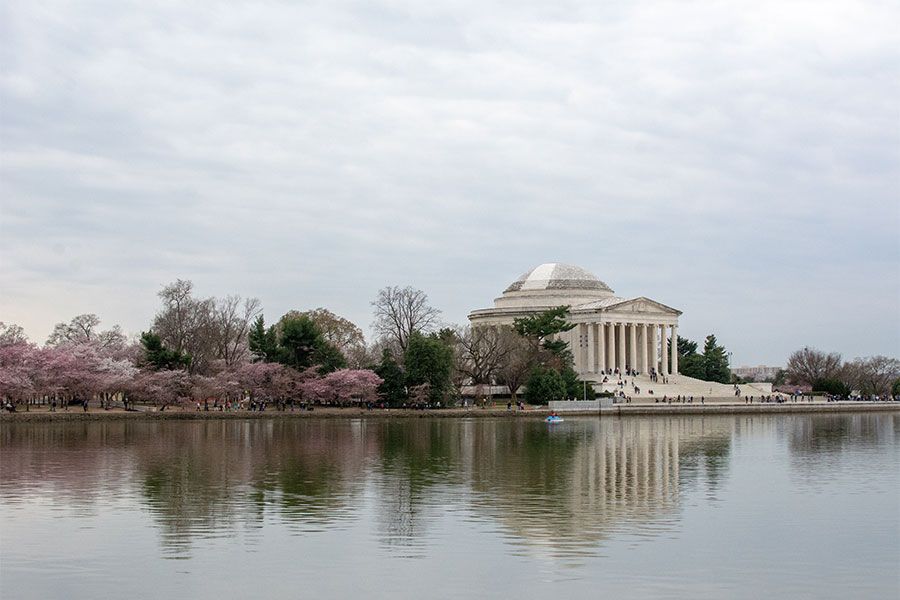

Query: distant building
[468,262,773,398]
[731,365,781,382]
[468,263,681,378]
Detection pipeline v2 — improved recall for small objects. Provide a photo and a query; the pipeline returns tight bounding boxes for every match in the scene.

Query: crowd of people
[656,395,705,404]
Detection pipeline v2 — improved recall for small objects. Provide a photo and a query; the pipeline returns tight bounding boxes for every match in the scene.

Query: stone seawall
[0,402,896,423]
[594,403,900,416]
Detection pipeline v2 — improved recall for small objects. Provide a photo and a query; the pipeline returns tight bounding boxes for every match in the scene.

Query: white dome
[504,263,613,294]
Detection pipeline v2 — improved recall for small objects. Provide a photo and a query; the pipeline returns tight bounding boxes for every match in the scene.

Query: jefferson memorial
[469,263,772,399]
[469,263,680,380]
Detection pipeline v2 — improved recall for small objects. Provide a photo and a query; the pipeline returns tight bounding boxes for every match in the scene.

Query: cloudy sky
[2,0,898,365]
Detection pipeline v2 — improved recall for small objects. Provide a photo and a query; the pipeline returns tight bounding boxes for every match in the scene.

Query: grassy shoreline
[1,402,897,422]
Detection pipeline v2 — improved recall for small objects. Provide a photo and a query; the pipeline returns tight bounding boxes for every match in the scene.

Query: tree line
[1,280,897,409]
[0,280,600,409]
[779,347,899,398]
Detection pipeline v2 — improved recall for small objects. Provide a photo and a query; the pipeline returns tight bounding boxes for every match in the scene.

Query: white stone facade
[468,263,682,380]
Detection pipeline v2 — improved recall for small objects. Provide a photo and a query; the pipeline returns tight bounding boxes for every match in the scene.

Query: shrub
[524,366,567,405]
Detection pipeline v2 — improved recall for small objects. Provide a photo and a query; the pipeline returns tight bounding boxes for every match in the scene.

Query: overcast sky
[2,0,898,366]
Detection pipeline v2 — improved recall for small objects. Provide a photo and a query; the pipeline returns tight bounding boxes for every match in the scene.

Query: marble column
[607,321,616,371]
[660,324,669,376]
[578,325,587,373]
[640,323,648,373]
[617,322,626,373]
[629,323,637,372]
[671,324,678,376]
[597,322,606,373]
[566,329,577,372]
[586,323,595,374]
[650,324,659,374]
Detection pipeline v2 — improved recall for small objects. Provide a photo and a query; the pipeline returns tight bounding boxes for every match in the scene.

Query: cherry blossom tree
[130,369,193,411]
[0,322,28,347]
[46,314,126,352]
[0,341,36,404]
[301,369,383,406]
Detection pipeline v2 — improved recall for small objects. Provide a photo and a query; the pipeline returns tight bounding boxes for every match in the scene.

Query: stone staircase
[588,372,771,402]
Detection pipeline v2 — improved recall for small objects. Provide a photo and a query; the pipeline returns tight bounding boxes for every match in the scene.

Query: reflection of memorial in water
[464,417,734,558]
[0,417,737,560]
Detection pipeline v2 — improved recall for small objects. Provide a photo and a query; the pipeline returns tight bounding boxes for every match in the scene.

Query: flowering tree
[0,316,388,412]
[301,369,383,406]
[130,369,193,410]
[0,341,36,404]
[46,314,126,352]
[0,322,28,347]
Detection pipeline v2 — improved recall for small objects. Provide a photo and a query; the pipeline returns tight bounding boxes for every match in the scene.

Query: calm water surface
[1,414,898,599]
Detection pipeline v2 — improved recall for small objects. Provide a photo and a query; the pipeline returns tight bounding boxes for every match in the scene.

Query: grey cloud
[1,0,898,364]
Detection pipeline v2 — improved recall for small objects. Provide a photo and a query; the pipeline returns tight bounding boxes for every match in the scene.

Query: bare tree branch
[371,286,441,352]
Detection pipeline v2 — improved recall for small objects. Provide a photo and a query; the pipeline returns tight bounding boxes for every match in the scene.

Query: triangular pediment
[603,296,681,315]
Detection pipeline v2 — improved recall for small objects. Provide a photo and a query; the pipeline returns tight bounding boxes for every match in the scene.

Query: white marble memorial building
[468,263,682,380]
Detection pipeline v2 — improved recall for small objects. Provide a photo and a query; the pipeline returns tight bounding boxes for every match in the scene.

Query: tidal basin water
[1,414,898,599]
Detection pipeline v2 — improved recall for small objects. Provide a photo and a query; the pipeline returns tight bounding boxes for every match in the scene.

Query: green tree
[674,335,705,378]
[512,306,598,401]
[525,366,567,405]
[513,306,574,359]
[562,365,596,400]
[276,314,346,373]
[312,342,348,374]
[892,378,900,396]
[404,332,454,403]
[812,378,850,396]
[772,369,787,386]
[140,331,190,370]
[680,353,706,379]
[701,334,731,384]
[374,349,406,407]
[676,335,698,358]
[248,315,278,362]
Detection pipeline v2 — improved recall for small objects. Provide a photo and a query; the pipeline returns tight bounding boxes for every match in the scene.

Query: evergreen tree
[524,366,567,405]
[404,332,453,403]
[701,334,731,383]
[513,306,596,401]
[140,331,190,370]
[248,315,277,362]
[562,364,596,400]
[675,335,698,358]
[312,341,347,374]
[812,378,850,396]
[277,314,346,373]
[513,306,574,357]
[680,353,706,379]
[375,349,407,407]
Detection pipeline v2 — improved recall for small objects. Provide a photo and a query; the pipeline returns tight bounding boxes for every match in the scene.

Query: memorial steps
[594,373,773,402]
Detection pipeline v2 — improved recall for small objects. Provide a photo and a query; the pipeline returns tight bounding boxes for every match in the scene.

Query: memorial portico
[468,263,682,380]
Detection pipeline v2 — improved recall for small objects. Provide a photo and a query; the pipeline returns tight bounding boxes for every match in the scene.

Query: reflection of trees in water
[786,414,898,490]
[1,417,739,558]
[249,420,371,525]
[788,414,896,455]
[0,422,137,516]
[137,420,378,554]
[676,417,735,498]
[369,420,460,554]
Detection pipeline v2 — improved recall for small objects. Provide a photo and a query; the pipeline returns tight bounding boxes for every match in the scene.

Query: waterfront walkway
[1,401,896,422]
